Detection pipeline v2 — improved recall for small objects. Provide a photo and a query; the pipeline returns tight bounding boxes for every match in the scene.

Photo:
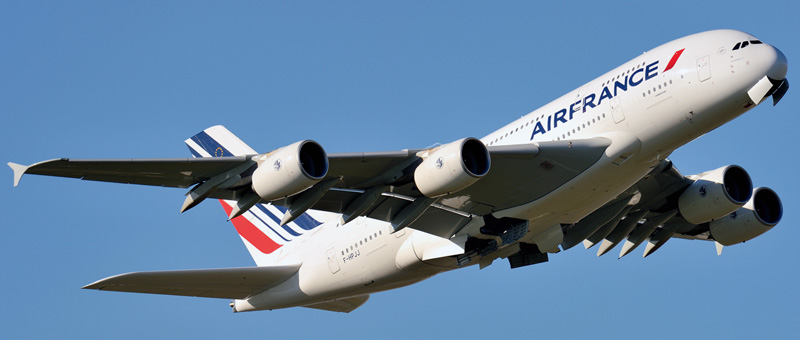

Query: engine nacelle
[678,165,753,224]
[710,187,782,246]
[414,137,490,198]
[251,140,328,201]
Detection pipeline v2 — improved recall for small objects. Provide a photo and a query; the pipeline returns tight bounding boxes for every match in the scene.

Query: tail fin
[185,126,322,266]
[185,125,257,158]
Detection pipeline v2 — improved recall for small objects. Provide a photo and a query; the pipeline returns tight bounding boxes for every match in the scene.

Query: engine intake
[710,187,782,246]
[251,140,328,201]
[414,138,490,198]
[678,165,752,224]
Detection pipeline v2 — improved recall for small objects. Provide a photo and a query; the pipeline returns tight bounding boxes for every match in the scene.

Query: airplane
[8,29,788,313]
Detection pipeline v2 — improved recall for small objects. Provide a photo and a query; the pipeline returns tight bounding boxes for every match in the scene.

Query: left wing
[561,160,783,258]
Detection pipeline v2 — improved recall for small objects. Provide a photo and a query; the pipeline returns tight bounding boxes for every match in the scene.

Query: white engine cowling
[251,140,328,201]
[414,137,490,198]
[678,165,753,224]
[710,187,782,246]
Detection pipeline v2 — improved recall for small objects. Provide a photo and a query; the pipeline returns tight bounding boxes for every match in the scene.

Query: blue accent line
[245,211,291,243]
[191,131,233,157]
[273,205,321,231]
[293,213,323,231]
[255,204,302,237]
[254,204,281,224]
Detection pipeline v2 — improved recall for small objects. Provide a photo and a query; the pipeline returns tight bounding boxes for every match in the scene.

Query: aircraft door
[611,98,624,123]
[697,55,711,82]
[326,247,341,274]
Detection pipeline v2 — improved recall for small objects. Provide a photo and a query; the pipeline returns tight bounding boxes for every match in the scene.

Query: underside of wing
[82,265,300,299]
[300,138,612,238]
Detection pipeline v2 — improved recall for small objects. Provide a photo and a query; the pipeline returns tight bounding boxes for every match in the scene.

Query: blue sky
[2,1,798,339]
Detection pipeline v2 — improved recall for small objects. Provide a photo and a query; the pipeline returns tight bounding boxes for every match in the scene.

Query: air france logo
[529,49,684,141]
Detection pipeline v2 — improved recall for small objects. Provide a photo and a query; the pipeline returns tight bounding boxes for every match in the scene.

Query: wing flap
[83,265,300,299]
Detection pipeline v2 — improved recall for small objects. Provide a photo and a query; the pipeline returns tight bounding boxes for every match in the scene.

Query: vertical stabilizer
[185,126,323,266]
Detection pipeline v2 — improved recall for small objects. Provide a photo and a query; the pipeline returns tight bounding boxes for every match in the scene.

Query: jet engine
[678,165,752,224]
[710,187,782,246]
[251,140,328,201]
[414,137,490,198]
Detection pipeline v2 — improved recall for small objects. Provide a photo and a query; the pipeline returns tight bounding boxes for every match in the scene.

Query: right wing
[9,157,253,191]
[9,134,611,239]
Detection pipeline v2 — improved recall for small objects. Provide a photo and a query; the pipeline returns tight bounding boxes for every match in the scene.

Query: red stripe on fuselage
[663,48,685,72]
[219,200,282,254]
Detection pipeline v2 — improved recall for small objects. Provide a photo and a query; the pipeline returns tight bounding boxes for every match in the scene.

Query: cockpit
[733,40,763,51]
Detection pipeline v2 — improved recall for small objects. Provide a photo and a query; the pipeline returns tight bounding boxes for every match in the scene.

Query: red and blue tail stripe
[185,126,323,264]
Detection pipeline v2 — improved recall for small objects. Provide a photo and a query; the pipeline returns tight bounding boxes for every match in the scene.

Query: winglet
[7,162,29,187]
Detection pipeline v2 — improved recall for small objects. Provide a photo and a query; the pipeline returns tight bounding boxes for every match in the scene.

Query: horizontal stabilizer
[303,295,370,313]
[83,264,301,299]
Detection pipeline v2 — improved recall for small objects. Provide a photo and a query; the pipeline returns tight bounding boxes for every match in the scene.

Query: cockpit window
[733,40,762,51]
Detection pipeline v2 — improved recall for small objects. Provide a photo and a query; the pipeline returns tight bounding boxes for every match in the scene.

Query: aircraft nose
[746,43,790,106]
[766,45,788,80]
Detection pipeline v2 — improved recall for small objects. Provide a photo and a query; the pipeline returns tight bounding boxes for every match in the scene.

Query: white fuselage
[234,29,787,312]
